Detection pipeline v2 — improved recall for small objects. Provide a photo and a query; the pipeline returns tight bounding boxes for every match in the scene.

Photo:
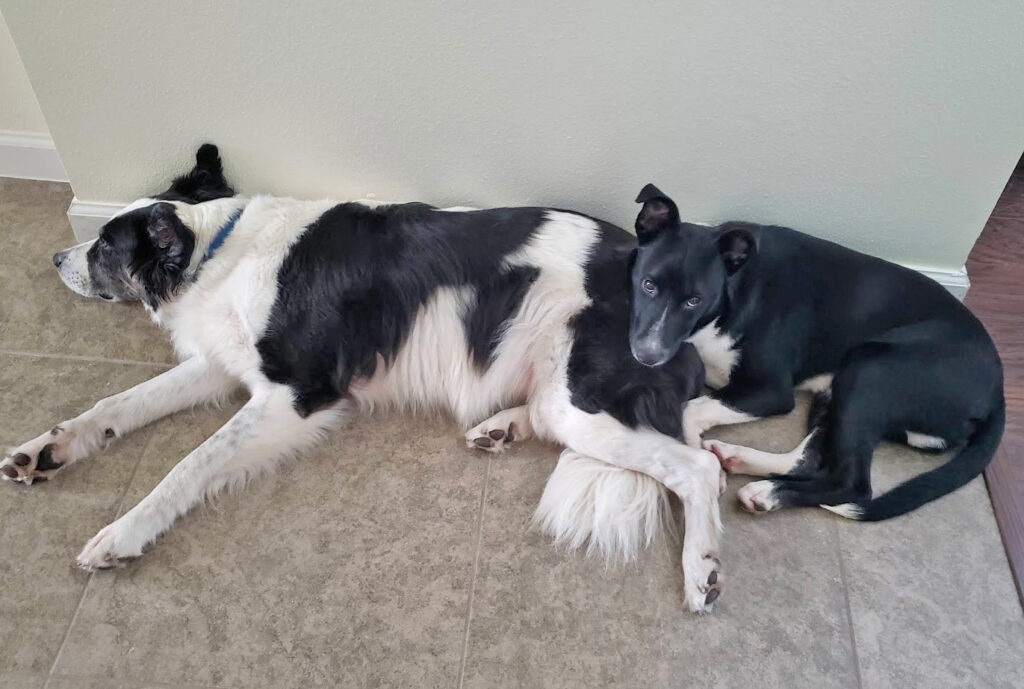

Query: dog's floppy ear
[717,224,758,275]
[634,183,679,243]
[132,203,196,308]
[154,143,236,204]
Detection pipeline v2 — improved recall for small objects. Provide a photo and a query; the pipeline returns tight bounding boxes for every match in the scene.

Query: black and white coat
[2,147,721,611]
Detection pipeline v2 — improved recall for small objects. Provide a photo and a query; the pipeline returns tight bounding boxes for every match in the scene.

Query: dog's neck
[174,197,250,275]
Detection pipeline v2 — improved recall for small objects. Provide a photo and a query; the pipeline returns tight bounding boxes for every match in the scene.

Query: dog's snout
[52,252,65,268]
[631,342,670,368]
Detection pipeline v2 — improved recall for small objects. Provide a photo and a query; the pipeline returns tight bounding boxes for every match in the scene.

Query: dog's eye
[685,295,702,307]
[99,293,114,301]
[641,279,658,296]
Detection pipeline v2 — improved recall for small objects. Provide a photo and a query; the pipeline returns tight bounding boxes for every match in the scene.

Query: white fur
[821,503,864,519]
[535,449,675,563]
[685,320,738,389]
[905,431,947,450]
[796,373,834,394]
[9,200,727,612]
[737,480,781,513]
[704,429,816,477]
[682,395,755,447]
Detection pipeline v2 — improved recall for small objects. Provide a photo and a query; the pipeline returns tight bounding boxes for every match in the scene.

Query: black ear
[132,203,196,307]
[717,225,758,275]
[154,143,235,204]
[634,183,680,243]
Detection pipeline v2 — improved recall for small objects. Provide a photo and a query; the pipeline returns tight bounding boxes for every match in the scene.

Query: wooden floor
[966,162,1024,604]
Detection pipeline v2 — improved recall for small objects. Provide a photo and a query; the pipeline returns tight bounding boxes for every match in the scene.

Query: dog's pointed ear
[154,143,236,204]
[634,184,679,244]
[717,224,758,275]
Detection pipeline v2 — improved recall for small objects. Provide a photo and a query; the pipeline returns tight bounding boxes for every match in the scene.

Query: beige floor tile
[837,443,1024,689]
[0,355,160,676]
[0,672,45,689]
[0,178,175,365]
[462,408,860,689]
[53,408,487,689]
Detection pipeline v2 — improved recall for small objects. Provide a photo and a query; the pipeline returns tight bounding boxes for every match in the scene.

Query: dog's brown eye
[641,279,657,296]
[686,295,701,307]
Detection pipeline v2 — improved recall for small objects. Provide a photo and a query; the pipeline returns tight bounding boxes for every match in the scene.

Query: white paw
[77,520,145,571]
[682,396,716,447]
[737,480,780,513]
[1,424,77,485]
[683,551,724,614]
[465,408,531,454]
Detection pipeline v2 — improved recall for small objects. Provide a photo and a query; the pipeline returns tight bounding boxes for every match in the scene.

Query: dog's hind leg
[465,405,533,453]
[703,430,820,477]
[76,384,339,570]
[703,390,832,478]
[2,357,238,485]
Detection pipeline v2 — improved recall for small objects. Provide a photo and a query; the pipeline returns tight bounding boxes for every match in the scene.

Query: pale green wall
[0,8,48,134]
[4,1,1023,271]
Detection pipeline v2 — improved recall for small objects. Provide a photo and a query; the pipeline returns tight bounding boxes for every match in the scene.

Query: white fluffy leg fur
[533,449,675,563]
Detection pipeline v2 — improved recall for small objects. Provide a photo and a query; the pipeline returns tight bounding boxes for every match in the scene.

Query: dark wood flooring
[966,164,1024,605]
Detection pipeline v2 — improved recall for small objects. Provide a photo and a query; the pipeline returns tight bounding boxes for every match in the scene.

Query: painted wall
[0,8,47,135]
[3,1,1023,272]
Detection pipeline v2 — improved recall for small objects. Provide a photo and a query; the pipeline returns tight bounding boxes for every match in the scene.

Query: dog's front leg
[535,401,724,613]
[76,384,340,570]
[682,374,796,447]
[1,358,238,485]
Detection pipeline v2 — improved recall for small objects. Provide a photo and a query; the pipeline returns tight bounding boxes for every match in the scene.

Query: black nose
[630,343,670,368]
[52,253,64,268]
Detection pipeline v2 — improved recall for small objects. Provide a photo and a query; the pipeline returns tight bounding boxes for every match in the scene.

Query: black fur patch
[257,203,544,416]
[36,444,63,471]
[567,223,705,437]
[464,265,539,368]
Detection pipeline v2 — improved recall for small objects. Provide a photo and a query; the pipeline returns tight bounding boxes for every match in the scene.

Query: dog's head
[52,144,235,308]
[628,184,759,367]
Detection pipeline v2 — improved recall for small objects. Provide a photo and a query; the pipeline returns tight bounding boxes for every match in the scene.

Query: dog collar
[204,207,244,261]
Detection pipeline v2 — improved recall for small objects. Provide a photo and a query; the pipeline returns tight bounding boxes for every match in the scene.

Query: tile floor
[1,177,1021,689]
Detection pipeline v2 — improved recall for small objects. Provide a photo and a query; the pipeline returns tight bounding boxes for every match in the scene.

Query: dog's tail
[823,394,1005,522]
[533,449,675,562]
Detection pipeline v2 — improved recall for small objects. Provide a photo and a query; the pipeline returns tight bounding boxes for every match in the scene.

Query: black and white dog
[1,147,727,611]
[628,185,1004,519]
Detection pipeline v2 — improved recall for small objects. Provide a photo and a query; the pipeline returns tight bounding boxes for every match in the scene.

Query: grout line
[0,348,174,370]
[44,426,159,683]
[833,520,865,689]
[47,673,225,689]
[43,571,94,687]
[456,456,491,689]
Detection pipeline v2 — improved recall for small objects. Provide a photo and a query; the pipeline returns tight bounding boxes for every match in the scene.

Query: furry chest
[686,321,739,389]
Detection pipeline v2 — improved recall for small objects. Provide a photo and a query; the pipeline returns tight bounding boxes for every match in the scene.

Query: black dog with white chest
[628,184,1004,520]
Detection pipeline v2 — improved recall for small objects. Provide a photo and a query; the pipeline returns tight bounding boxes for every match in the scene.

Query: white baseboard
[0,132,68,182]
[66,198,123,242]
[916,266,970,300]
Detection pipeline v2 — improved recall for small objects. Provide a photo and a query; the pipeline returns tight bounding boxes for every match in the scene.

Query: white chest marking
[686,321,738,389]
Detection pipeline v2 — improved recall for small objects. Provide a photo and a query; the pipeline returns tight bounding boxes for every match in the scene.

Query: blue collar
[203,208,244,261]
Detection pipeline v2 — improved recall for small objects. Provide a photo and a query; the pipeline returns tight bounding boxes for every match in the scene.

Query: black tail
[827,395,1005,521]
